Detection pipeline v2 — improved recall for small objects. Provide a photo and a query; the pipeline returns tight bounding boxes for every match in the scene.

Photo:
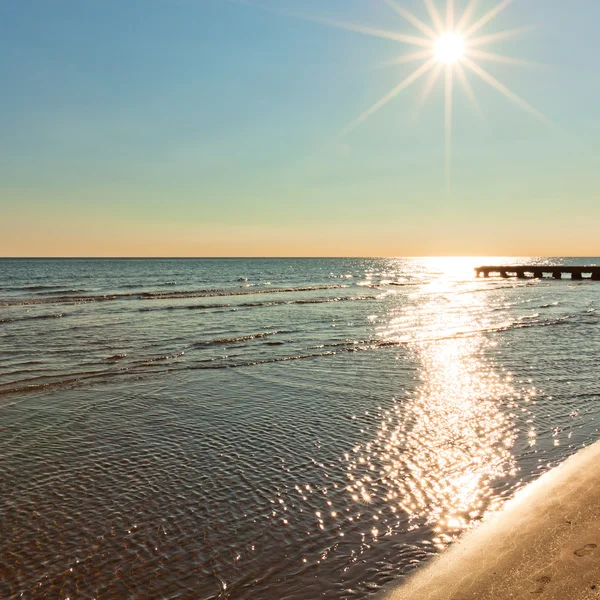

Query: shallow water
[1,257,599,599]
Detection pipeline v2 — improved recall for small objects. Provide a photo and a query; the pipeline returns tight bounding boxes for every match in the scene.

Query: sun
[244,0,547,179]
[321,0,547,177]
[257,0,547,177]
[434,33,465,64]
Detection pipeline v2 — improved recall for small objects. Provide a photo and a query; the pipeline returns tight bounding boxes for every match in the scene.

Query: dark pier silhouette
[475,265,600,280]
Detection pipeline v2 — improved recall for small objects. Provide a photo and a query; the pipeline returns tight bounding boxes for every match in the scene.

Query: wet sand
[383,440,600,599]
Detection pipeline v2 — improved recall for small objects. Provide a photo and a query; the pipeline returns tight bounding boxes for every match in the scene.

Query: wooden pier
[475,265,600,280]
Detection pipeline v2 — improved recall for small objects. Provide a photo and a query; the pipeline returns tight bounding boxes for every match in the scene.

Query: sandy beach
[383,441,600,599]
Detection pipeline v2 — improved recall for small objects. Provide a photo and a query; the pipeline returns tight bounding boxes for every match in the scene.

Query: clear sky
[1,0,599,257]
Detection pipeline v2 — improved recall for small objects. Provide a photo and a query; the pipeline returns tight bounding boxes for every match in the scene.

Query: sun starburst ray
[411,62,444,124]
[456,0,481,33]
[462,57,547,122]
[416,63,444,112]
[384,0,438,39]
[378,50,435,69]
[445,65,454,181]
[424,0,445,35]
[454,62,483,118]
[292,14,433,48]
[447,0,455,31]
[469,26,535,47]
[466,48,539,67]
[341,58,437,137]
[231,1,433,48]
[463,0,515,37]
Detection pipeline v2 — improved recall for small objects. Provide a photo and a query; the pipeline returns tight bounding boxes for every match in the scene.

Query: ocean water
[1,257,599,599]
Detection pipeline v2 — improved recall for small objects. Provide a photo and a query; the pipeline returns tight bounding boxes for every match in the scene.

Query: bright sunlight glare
[434,33,465,64]
[248,0,548,178]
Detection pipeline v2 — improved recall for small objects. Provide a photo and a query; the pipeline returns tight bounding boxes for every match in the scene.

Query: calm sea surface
[1,257,599,599]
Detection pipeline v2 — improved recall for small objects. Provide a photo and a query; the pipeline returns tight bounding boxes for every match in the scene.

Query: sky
[1,0,600,257]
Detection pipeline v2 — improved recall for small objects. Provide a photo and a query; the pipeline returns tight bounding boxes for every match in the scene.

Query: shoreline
[381,441,600,599]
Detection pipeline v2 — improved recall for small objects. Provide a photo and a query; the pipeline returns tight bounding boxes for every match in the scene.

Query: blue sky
[1,0,599,256]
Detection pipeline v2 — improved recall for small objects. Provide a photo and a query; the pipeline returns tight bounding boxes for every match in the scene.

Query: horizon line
[1,256,598,260]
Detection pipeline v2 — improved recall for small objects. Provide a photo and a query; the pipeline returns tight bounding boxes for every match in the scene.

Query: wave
[136,285,347,300]
[1,284,64,292]
[360,282,421,288]
[309,313,587,351]
[287,296,375,305]
[0,285,347,307]
[138,295,377,313]
[119,281,179,289]
[0,370,144,396]
[0,313,68,324]
[186,351,338,370]
[137,351,186,364]
[139,303,229,312]
[0,366,49,379]
[0,350,341,395]
[0,309,590,397]
[0,369,115,395]
[193,331,289,347]
[37,289,88,295]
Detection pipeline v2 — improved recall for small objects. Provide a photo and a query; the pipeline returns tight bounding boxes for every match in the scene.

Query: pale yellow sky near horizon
[1,214,598,257]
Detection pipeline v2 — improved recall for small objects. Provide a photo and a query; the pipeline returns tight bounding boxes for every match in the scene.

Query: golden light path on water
[342,259,534,549]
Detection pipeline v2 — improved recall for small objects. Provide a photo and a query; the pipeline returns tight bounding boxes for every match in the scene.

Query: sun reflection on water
[344,264,522,546]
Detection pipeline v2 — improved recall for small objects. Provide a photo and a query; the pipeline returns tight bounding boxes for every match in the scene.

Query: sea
[1,257,599,599]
